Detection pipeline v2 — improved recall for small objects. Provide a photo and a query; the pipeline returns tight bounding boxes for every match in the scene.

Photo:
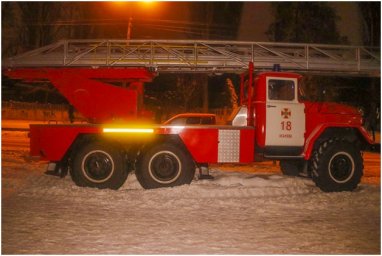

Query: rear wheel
[311,139,363,192]
[136,143,195,189]
[71,142,128,190]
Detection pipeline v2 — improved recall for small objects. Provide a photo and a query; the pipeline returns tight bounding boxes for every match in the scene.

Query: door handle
[267,105,276,108]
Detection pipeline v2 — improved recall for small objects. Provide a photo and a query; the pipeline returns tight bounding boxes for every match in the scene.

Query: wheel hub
[82,150,114,183]
[329,152,354,183]
[149,151,182,184]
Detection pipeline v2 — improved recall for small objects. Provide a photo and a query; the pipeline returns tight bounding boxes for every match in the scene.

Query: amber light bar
[103,128,154,133]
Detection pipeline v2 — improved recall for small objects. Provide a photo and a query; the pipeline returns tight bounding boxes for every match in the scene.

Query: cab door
[265,77,305,156]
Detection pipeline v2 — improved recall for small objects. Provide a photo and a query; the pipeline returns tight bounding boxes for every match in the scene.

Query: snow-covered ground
[2,131,381,254]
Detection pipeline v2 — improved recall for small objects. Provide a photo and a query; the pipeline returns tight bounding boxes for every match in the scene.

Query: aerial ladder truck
[3,39,380,192]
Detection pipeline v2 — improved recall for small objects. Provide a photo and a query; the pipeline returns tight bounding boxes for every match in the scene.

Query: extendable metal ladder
[4,39,380,76]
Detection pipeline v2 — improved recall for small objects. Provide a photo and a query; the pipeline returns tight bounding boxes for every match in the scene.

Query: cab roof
[256,71,302,79]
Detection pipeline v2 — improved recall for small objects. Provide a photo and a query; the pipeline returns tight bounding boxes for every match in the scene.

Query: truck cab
[234,64,374,191]
[251,72,305,158]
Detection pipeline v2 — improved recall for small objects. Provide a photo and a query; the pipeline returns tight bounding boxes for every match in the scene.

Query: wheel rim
[148,150,182,184]
[81,150,114,183]
[328,152,355,184]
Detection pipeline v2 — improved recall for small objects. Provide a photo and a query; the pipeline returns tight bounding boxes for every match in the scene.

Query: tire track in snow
[14,170,319,205]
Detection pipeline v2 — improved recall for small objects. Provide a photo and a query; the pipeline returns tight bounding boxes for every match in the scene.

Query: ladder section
[4,39,380,76]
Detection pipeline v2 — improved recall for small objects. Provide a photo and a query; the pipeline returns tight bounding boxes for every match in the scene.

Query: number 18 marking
[281,121,292,131]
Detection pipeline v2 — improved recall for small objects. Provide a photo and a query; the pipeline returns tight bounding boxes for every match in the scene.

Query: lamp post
[112,1,155,41]
[127,16,132,40]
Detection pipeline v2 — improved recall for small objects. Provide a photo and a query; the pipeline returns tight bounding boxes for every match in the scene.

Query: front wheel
[71,141,128,190]
[136,143,195,189]
[311,139,363,192]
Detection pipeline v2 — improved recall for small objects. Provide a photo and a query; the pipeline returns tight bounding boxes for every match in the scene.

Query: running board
[264,155,305,160]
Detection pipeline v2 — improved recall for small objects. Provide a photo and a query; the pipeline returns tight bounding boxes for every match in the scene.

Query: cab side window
[268,79,295,101]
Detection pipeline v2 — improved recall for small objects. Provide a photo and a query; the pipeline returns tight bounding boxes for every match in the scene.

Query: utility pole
[127,16,132,40]
[201,2,215,113]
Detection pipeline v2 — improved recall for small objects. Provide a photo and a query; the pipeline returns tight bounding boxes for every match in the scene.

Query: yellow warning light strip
[103,128,154,133]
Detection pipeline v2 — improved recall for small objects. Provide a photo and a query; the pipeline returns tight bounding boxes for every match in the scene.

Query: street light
[112,1,156,40]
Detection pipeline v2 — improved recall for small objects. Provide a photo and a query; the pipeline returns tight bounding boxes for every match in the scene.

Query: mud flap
[197,164,214,180]
[45,162,68,178]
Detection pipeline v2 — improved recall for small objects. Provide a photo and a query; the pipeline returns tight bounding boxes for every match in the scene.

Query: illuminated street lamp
[113,1,156,40]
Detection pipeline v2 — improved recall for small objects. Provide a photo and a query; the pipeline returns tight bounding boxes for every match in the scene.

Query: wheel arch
[304,125,373,160]
[137,134,195,163]
[67,134,134,170]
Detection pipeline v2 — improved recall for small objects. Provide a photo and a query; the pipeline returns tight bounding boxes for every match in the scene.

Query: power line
[27,18,237,38]
[27,17,236,30]
[136,25,230,39]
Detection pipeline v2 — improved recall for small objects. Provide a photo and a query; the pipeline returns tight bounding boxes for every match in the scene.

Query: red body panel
[239,129,255,162]
[30,124,102,161]
[303,123,373,160]
[253,74,266,148]
[160,126,255,163]
[30,123,255,164]
[304,101,362,137]
[179,126,255,163]
[302,101,372,159]
[5,68,155,123]
[178,128,219,163]
[5,68,155,81]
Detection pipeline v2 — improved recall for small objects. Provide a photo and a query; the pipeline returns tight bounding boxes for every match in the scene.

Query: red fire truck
[4,40,379,192]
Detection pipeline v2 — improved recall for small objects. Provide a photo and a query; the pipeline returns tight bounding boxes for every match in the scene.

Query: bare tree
[2,2,91,57]
[175,74,204,112]
[358,2,380,46]
[226,78,238,110]
[266,2,347,44]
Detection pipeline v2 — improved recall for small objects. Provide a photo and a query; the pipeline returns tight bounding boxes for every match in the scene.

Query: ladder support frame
[5,39,380,76]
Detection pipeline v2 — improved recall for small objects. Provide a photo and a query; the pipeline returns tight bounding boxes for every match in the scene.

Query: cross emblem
[281,108,291,119]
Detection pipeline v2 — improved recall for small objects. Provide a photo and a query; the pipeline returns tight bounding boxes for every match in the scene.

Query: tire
[311,139,363,192]
[71,141,128,190]
[136,143,195,189]
[280,160,305,176]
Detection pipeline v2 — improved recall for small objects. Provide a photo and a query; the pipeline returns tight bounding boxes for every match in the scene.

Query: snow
[2,131,381,254]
